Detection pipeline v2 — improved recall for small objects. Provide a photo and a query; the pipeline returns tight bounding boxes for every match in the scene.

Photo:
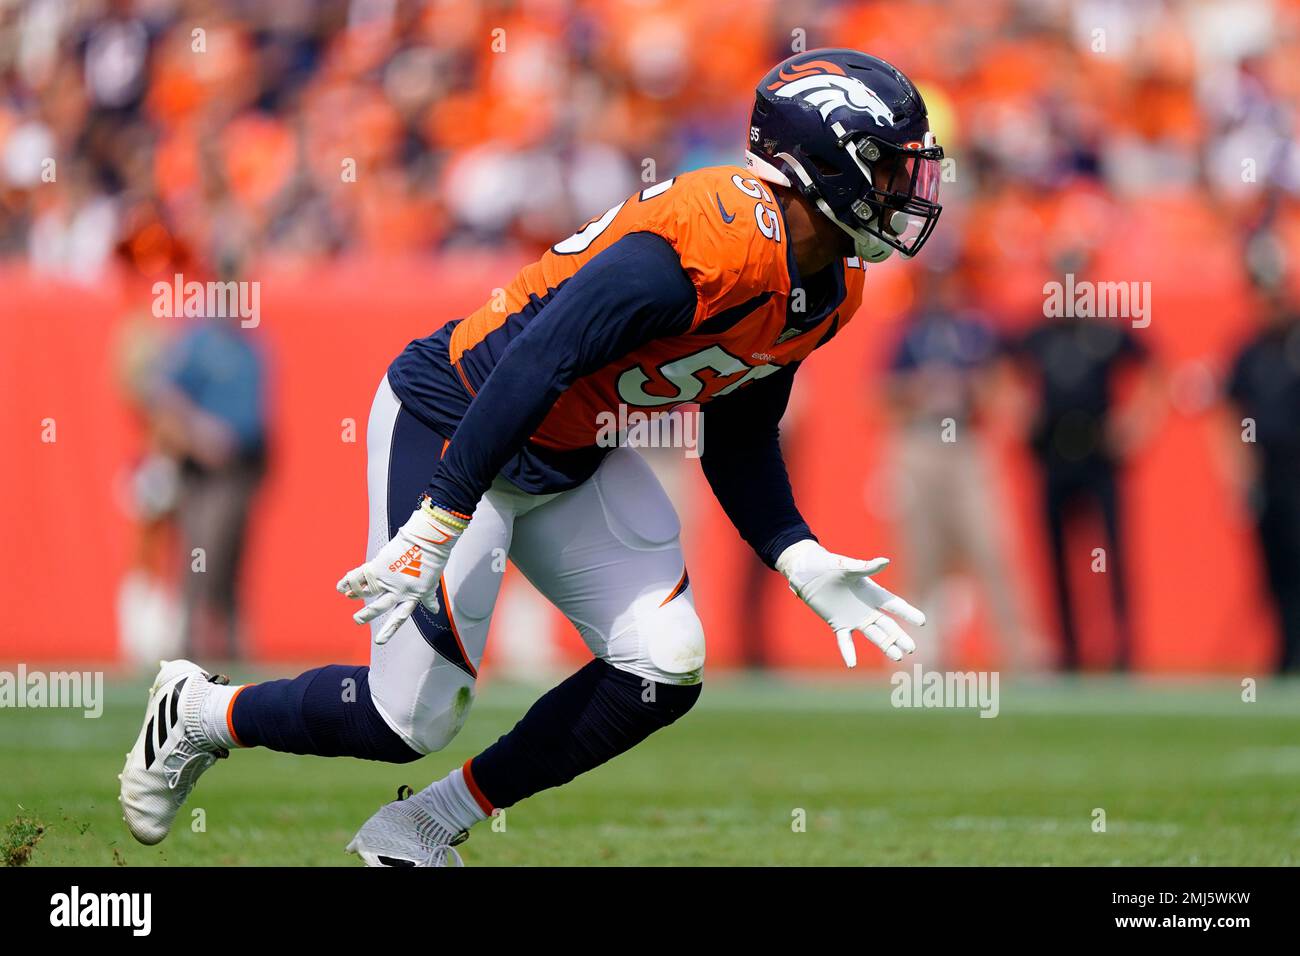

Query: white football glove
[336,501,467,644]
[776,539,924,667]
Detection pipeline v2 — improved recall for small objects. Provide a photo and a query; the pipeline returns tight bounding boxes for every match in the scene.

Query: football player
[120,49,943,865]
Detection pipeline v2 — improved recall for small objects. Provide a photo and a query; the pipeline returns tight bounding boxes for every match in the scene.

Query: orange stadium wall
[0,239,1279,674]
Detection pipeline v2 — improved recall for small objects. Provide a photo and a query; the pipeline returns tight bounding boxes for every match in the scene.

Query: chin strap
[826,203,895,263]
[771,150,895,263]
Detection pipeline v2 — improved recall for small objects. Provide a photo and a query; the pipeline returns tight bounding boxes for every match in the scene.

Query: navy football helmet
[746,49,943,261]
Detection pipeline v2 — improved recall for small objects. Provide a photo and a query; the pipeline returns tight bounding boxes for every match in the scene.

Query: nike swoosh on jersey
[715,193,736,224]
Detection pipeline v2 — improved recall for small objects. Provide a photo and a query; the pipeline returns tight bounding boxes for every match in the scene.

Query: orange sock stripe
[226,684,250,748]
[462,758,495,816]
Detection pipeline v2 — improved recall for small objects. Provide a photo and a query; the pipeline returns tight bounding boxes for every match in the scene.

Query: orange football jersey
[448,165,866,451]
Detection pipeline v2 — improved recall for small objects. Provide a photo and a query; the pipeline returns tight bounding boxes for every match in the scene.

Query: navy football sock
[466,659,701,810]
[231,665,422,763]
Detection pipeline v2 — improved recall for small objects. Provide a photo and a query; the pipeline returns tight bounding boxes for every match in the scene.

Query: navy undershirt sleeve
[426,231,698,514]
[699,362,816,568]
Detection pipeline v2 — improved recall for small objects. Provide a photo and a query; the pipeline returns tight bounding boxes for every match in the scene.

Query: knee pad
[646,599,706,682]
[370,668,476,756]
[613,596,705,685]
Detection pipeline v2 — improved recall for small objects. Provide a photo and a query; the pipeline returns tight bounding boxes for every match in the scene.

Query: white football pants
[364,376,705,754]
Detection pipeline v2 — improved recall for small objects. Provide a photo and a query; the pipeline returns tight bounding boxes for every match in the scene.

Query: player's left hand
[775,539,924,667]
[336,500,467,644]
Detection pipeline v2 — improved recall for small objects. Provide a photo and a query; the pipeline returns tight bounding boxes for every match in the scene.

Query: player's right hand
[336,500,468,644]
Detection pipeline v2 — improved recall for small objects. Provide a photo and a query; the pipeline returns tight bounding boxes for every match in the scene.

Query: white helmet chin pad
[855,234,896,263]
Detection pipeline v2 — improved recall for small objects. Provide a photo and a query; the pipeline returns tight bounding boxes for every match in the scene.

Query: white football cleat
[119,659,229,846]
[346,789,467,867]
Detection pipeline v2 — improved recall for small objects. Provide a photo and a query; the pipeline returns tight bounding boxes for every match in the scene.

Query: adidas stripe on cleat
[119,660,229,846]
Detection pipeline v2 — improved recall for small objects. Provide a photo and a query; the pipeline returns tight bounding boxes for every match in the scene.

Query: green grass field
[3,674,1298,866]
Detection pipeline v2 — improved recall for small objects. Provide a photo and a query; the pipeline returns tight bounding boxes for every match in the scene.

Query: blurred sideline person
[114,312,184,667]
[119,50,941,864]
[884,265,1035,670]
[1009,253,1163,671]
[110,219,203,666]
[148,303,269,662]
[1223,256,1300,673]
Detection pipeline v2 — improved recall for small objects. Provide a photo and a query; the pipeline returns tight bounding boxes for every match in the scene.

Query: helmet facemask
[838,125,943,258]
[767,126,942,263]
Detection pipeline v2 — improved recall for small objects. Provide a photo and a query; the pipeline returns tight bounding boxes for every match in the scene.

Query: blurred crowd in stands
[1,0,1297,279]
